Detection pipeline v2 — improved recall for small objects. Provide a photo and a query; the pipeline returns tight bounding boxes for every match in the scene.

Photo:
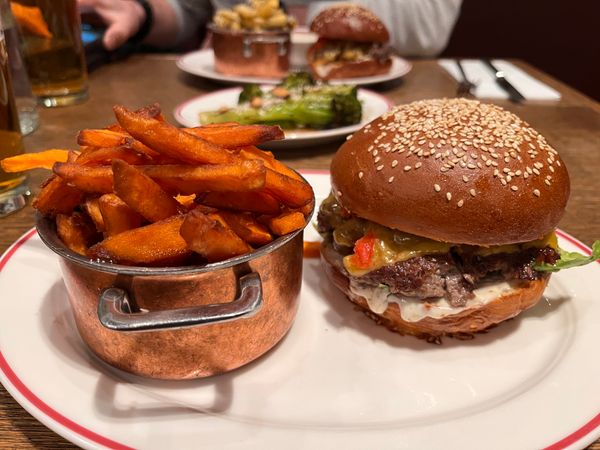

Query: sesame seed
[511,185,518,191]
[388,176,394,183]
[358,171,364,179]
[434,184,441,192]
[545,179,552,186]
[533,168,540,175]
[470,189,476,197]
[501,179,507,186]
[391,160,398,168]
[457,199,464,207]
[415,162,423,169]
[446,192,452,201]
[377,165,384,171]
[404,165,412,171]
[533,189,541,197]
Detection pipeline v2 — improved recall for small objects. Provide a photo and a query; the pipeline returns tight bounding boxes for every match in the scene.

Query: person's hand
[78,0,146,50]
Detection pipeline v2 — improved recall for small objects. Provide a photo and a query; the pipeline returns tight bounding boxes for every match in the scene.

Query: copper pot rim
[208,23,292,38]
[36,208,311,277]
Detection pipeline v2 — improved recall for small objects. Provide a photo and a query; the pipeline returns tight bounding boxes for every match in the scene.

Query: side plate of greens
[174,75,393,150]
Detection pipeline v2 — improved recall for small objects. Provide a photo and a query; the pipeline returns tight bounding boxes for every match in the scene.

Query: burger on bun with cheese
[318,98,598,342]
[308,4,392,80]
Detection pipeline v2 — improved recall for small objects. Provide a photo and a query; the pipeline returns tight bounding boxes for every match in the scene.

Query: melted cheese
[349,280,516,322]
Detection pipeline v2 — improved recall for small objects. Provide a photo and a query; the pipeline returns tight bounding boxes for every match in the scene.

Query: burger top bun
[310,4,390,43]
[331,98,570,246]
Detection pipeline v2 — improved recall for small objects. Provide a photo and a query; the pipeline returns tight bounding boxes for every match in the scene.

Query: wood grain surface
[0,55,598,449]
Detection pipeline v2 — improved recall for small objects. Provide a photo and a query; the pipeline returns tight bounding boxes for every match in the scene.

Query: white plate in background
[176,49,412,86]
[174,88,394,149]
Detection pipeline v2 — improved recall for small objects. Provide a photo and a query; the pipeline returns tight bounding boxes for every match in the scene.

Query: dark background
[441,0,600,101]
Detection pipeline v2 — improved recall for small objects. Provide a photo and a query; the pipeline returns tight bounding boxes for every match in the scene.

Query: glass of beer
[0,24,29,217]
[13,0,88,107]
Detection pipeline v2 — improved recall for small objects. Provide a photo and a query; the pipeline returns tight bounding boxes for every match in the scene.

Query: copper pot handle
[97,273,263,332]
[242,35,289,57]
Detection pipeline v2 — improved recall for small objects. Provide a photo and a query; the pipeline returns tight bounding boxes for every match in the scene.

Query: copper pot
[210,24,290,78]
[36,213,309,380]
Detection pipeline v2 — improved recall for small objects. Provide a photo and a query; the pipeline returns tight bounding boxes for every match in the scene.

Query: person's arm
[307,0,463,57]
[78,0,211,51]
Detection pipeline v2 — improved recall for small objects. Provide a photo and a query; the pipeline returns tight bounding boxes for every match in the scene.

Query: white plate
[174,88,393,149]
[1,172,599,450]
[176,49,412,86]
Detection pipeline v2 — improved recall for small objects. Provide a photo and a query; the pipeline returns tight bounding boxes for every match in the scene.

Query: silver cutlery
[483,59,525,103]
[456,60,476,97]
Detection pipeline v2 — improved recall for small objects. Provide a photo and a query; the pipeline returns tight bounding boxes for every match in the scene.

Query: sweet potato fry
[114,105,236,164]
[175,194,196,209]
[53,163,113,194]
[264,168,313,208]
[76,147,152,166]
[56,212,100,255]
[303,241,321,258]
[262,210,306,236]
[32,175,83,216]
[112,159,181,222]
[83,197,105,232]
[217,211,273,246]
[98,193,143,236]
[141,160,265,195]
[10,3,52,38]
[196,191,281,215]
[180,209,251,262]
[88,215,191,266]
[1,149,70,172]
[184,125,284,148]
[240,146,303,181]
[77,129,160,159]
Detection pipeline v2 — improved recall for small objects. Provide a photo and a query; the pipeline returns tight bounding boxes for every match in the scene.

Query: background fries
[4,103,314,267]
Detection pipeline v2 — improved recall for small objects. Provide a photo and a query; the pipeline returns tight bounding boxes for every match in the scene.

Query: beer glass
[1,0,39,134]
[0,23,29,217]
[13,0,88,107]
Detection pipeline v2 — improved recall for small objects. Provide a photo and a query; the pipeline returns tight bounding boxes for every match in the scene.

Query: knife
[483,59,526,103]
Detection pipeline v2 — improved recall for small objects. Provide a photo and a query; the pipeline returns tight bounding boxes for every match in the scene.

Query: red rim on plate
[0,182,598,449]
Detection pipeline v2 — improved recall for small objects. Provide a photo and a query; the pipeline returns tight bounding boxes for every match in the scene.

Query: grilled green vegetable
[201,83,362,129]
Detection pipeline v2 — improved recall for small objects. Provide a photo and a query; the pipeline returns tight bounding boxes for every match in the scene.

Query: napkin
[439,59,561,101]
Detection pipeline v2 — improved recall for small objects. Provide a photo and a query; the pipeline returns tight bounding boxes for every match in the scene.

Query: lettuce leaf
[533,240,600,272]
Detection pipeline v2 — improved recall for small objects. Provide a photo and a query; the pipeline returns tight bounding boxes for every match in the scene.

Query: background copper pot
[210,24,290,78]
[36,213,308,380]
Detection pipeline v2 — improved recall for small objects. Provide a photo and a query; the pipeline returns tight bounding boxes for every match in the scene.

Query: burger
[308,4,392,80]
[317,98,571,341]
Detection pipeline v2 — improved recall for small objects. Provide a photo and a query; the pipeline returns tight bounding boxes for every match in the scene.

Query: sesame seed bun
[320,238,550,341]
[310,4,389,43]
[331,98,570,246]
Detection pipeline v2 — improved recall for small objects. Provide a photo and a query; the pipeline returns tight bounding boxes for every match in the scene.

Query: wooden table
[1,55,598,449]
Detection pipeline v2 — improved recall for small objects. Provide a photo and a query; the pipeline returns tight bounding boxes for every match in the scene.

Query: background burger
[308,4,392,80]
[317,98,572,342]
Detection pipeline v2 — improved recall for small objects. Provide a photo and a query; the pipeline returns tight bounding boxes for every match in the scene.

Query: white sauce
[349,279,515,322]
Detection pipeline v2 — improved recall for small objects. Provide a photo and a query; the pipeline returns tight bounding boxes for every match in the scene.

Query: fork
[456,60,476,97]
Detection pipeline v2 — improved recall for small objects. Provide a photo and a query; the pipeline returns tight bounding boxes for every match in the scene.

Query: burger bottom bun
[309,58,392,80]
[320,239,550,341]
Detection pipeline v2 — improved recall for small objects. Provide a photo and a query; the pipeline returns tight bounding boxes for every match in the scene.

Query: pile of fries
[1,104,314,266]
